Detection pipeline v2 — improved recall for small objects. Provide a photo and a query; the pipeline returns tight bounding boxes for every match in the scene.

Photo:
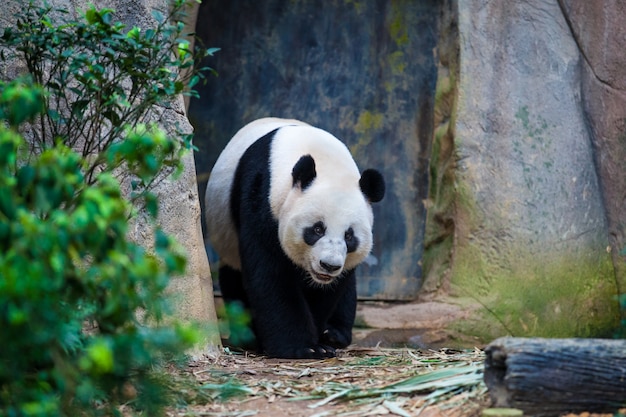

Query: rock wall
[422,0,458,294]
[0,0,220,354]
[190,0,440,300]
[187,0,623,344]
[440,0,620,339]
[561,0,626,325]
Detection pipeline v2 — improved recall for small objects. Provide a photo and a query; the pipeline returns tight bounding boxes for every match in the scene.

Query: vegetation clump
[0,1,217,415]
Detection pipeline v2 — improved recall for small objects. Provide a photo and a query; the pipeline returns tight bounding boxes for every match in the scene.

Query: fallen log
[484,337,626,417]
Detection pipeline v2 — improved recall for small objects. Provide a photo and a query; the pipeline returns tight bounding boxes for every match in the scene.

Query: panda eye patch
[303,221,326,246]
[345,227,359,253]
[313,223,325,235]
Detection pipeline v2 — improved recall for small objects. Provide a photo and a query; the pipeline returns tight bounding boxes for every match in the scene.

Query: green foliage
[0,78,199,417]
[0,0,218,414]
[0,79,46,125]
[218,301,255,347]
[0,0,218,186]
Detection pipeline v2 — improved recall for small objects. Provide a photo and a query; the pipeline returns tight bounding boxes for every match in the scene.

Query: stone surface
[422,0,458,294]
[561,0,626,319]
[353,298,481,349]
[0,0,221,354]
[190,0,623,345]
[138,95,220,355]
[449,0,619,338]
[357,300,469,331]
[189,0,441,300]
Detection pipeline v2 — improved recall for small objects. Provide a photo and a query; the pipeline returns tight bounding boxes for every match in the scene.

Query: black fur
[303,221,325,246]
[359,169,385,203]
[292,154,316,190]
[225,129,355,359]
[345,227,359,253]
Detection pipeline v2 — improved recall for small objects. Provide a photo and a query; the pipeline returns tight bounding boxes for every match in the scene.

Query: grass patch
[451,244,619,341]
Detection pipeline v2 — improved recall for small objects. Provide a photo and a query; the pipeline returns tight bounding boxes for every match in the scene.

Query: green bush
[0,0,218,415]
[0,104,194,415]
[0,0,218,188]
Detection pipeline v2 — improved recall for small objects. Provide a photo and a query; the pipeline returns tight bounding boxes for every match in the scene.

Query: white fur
[278,186,374,284]
[270,126,374,283]
[205,118,375,284]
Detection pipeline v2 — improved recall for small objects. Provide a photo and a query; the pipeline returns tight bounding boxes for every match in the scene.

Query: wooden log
[484,337,626,416]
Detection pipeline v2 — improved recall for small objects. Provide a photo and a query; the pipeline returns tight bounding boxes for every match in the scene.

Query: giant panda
[205,117,385,359]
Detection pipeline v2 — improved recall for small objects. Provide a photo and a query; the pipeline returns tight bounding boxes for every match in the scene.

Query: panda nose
[320,261,341,273]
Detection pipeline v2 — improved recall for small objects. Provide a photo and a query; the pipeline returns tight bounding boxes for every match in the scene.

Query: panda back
[205,118,309,270]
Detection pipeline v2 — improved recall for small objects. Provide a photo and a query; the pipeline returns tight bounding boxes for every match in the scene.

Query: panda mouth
[310,271,337,285]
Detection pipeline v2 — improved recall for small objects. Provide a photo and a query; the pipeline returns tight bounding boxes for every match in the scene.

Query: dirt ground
[164,299,625,417]
[165,347,489,417]
[165,298,489,416]
[164,346,626,417]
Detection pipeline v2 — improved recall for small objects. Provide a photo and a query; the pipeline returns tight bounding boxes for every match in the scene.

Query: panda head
[278,154,385,285]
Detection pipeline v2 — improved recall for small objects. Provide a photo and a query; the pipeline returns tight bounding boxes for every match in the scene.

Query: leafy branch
[1,0,218,187]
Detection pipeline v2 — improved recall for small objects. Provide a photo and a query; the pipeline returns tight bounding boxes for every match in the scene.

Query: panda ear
[360,169,385,203]
[292,155,317,190]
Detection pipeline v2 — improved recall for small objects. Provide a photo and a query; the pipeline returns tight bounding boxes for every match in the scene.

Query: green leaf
[127,26,141,40]
[16,166,35,189]
[145,193,159,217]
[154,228,170,251]
[1,81,45,125]
[71,99,90,117]
[101,10,112,25]
[83,339,114,373]
[145,28,155,40]
[102,109,121,126]
[85,8,98,25]
[151,9,164,23]
[188,74,199,88]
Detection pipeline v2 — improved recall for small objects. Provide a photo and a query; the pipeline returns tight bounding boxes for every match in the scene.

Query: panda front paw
[300,344,336,359]
[267,344,336,359]
[321,327,351,349]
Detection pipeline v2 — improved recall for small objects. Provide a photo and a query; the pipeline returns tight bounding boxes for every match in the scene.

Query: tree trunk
[484,337,626,417]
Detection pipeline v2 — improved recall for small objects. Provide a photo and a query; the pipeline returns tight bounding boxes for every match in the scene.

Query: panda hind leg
[218,265,257,350]
[218,264,248,305]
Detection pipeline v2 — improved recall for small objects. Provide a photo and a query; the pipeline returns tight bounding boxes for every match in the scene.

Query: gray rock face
[451,0,618,338]
[188,0,622,342]
[562,0,626,318]
[457,0,600,249]
[139,95,220,355]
